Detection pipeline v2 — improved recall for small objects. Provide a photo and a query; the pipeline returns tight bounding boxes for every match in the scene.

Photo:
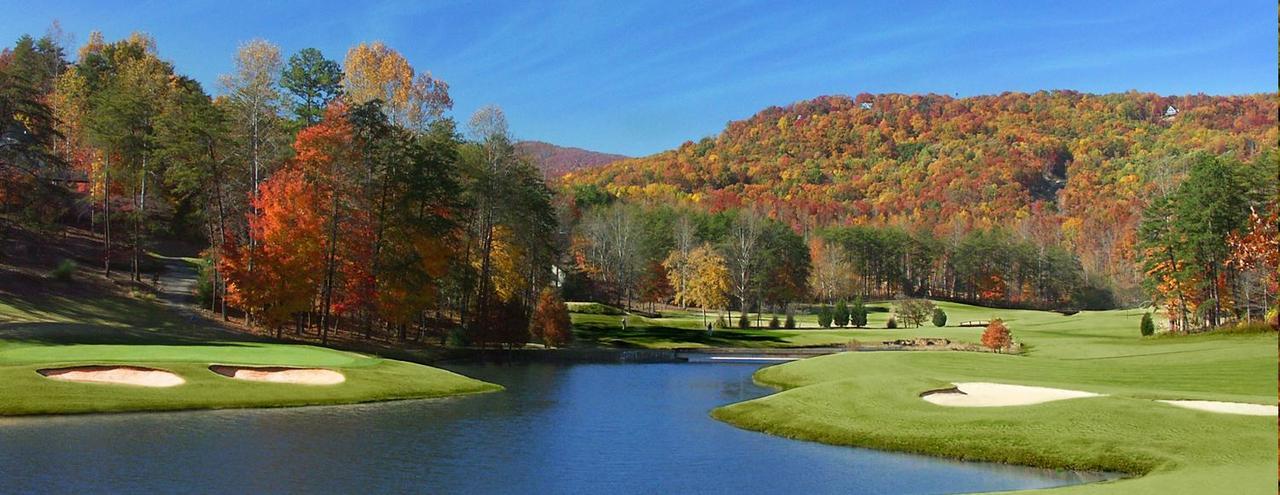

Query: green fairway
[708,302,1278,493]
[571,300,1148,350]
[0,288,500,416]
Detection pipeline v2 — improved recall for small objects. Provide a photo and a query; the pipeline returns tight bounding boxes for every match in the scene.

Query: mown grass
[0,288,500,416]
[709,302,1278,494]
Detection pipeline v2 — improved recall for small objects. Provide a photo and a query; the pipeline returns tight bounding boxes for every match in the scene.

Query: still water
[0,362,1107,494]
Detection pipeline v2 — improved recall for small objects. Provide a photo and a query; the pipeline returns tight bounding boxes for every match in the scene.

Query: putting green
[710,303,1278,494]
[0,290,500,416]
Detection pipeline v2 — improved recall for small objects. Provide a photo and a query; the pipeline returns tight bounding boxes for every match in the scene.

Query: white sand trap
[38,366,185,387]
[921,382,1102,407]
[209,365,345,385]
[1157,400,1278,416]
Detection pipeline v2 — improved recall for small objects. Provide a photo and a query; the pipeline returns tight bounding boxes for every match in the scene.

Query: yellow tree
[342,41,451,130]
[686,243,729,327]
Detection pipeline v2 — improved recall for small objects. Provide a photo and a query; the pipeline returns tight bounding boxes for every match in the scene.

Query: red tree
[530,288,572,348]
[981,318,1013,352]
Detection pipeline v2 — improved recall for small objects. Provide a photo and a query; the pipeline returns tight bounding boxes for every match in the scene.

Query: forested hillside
[0,31,562,348]
[566,92,1277,303]
[515,140,627,179]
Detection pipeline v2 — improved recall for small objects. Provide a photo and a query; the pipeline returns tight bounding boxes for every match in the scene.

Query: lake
[0,362,1109,493]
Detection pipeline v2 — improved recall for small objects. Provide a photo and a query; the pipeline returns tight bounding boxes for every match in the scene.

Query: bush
[886,316,898,329]
[738,313,751,329]
[982,319,1013,351]
[195,258,216,307]
[817,305,832,328]
[833,300,850,327]
[768,315,781,329]
[932,307,948,327]
[1139,312,1155,336]
[530,288,572,347]
[851,297,868,327]
[446,327,471,347]
[784,311,797,329]
[1267,306,1279,331]
[714,315,728,329]
[49,259,76,282]
[568,302,624,315]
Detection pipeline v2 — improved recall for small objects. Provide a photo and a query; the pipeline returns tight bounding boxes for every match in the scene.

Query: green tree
[851,296,868,328]
[1140,312,1155,336]
[932,307,947,327]
[280,47,343,126]
[833,300,850,327]
[817,304,832,328]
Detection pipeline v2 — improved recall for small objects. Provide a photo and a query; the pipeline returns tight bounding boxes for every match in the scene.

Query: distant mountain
[515,141,629,179]
[566,91,1276,292]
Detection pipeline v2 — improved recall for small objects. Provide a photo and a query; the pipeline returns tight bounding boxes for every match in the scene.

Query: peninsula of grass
[709,304,1278,494]
[0,283,500,416]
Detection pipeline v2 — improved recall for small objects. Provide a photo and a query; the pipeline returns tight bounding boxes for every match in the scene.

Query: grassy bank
[0,281,500,416]
[710,303,1277,493]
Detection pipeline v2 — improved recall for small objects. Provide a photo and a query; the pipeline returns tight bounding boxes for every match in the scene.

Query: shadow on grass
[0,322,259,346]
[0,287,260,347]
[573,320,790,348]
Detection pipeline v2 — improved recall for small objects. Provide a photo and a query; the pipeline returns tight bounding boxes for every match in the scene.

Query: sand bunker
[1157,400,1278,416]
[921,382,1102,407]
[38,366,185,387]
[209,365,345,385]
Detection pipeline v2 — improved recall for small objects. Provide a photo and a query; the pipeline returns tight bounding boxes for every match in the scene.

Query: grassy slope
[708,302,1277,494]
[0,286,500,416]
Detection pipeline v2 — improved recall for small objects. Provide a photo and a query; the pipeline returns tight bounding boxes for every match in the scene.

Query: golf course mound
[921,382,1102,407]
[209,365,346,385]
[37,366,185,387]
[1157,400,1278,416]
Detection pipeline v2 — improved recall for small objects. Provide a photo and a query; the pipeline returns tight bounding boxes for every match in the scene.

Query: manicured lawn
[571,300,1134,350]
[708,302,1278,494]
[0,289,500,416]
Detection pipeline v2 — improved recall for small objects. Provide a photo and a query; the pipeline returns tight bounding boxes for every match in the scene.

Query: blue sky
[2,1,1275,156]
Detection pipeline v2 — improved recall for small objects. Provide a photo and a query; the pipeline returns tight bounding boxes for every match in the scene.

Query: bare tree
[726,209,763,321]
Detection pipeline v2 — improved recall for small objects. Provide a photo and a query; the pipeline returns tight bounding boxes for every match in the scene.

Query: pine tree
[834,300,850,327]
[851,297,868,328]
[1140,312,1155,336]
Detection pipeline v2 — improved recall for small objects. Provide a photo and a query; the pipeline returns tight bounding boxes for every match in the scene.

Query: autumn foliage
[981,319,1013,352]
[530,288,572,347]
[567,92,1277,299]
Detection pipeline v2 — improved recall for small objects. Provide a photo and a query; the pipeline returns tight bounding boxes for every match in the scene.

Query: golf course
[0,277,500,416]
[686,302,1280,493]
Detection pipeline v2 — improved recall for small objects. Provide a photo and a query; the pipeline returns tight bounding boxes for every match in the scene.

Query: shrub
[982,318,1013,352]
[1267,305,1279,331]
[833,300,850,327]
[738,313,751,329]
[714,315,728,329]
[1139,312,1155,336]
[932,307,948,327]
[784,311,797,329]
[886,316,898,329]
[530,288,572,347]
[845,339,862,351]
[447,327,471,347]
[49,259,76,282]
[851,297,868,327]
[195,258,216,307]
[768,315,781,329]
[817,305,833,328]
